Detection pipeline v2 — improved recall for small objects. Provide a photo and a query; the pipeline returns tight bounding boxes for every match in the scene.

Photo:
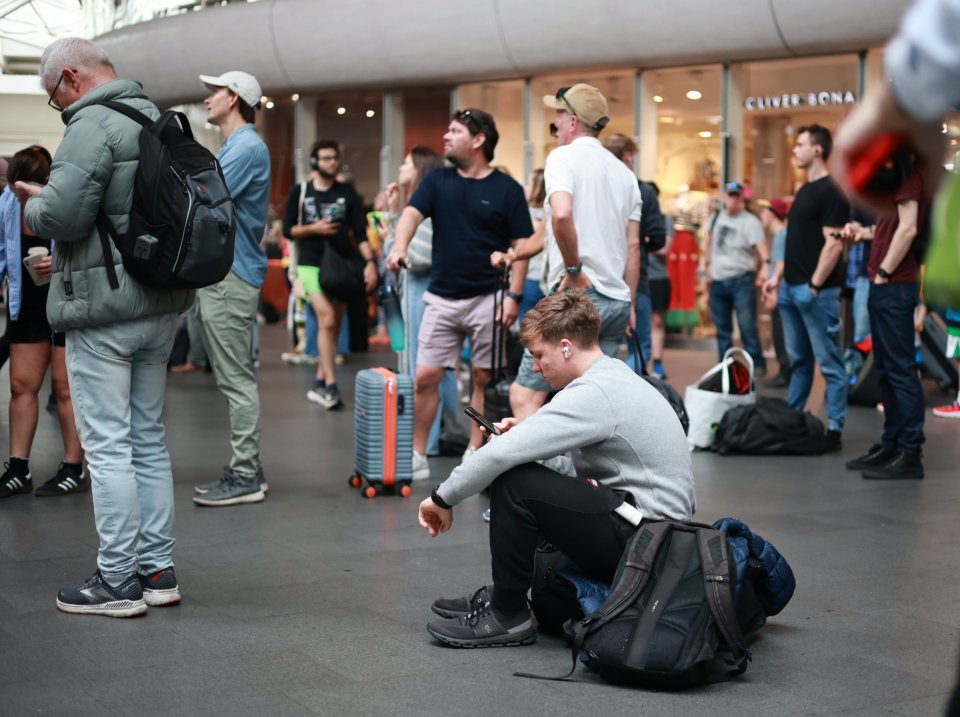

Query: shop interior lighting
[652,95,664,103]
[291,93,300,102]
[265,100,275,109]
[698,131,712,138]
[337,107,347,115]
[686,90,702,101]
[658,116,676,124]
[260,96,268,105]
[366,110,376,118]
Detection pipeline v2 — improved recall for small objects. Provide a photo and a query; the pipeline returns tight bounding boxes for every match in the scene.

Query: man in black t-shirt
[283,140,377,409]
[386,109,533,481]
[762,124,850,452]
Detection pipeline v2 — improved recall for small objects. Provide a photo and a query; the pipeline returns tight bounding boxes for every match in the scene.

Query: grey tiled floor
[1,324,959,716]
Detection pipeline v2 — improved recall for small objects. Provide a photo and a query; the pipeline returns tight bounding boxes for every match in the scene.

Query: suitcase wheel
[399,484,412,498]
[348,475,362,488]
[363,485,377,499]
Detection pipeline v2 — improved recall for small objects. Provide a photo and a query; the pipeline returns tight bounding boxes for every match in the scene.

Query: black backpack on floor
[95,101,236,290]
[712,397,824,455]
[518,520,749,689]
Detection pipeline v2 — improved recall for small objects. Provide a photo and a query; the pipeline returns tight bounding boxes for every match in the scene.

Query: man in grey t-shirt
[704,182,769,373]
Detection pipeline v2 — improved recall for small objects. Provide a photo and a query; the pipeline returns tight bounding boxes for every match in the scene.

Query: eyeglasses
[555,87,578,117]
[453,109,482,134]
[47,71,71,111]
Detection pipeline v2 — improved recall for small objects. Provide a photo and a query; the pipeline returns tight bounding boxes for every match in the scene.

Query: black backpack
[95,101,236,290]
[712,397,825,455]
[628,331,690,435]
[518,520,749,689]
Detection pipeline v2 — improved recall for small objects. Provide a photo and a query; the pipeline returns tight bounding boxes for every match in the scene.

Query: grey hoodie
[437,356,696,520]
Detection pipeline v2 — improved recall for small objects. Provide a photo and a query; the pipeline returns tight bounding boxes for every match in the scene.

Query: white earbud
[562,346,570,358]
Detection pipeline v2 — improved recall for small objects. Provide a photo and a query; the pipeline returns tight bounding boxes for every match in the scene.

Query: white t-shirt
[544,137,642,302]
[710,210,765,281]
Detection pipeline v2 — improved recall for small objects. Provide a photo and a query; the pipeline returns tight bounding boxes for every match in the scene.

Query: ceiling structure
[0,0,85,74]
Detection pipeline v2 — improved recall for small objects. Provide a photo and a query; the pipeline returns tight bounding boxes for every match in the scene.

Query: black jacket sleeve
[639,182,666,252]
[282,184,302,240]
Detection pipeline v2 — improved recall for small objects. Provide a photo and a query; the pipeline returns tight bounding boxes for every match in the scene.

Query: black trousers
[488,462,635,612]
[869,282,925,454]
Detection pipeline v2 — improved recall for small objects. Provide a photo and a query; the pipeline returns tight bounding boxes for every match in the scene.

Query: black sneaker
[431,585,493,619]
[0,463,32,499]
[846,444,895,471]
[57,571,147,618]
[306,384,343,409]
[862,451,924,480]
[35,463,89,497]
[427,602,537,648]
[821,430,843,453]
[137,567,181,606]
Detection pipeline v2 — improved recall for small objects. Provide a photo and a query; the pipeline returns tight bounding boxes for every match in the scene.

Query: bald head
[40,37,116,96]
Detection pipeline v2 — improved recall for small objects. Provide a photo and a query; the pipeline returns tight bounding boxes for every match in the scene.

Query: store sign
[744,91,857,111]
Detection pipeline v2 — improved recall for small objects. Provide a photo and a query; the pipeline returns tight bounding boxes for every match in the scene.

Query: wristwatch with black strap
[505,290,523,302]
[564,262,583,277]
[877,267,892,280]
[430,486,452,510]
[808,280,822,292]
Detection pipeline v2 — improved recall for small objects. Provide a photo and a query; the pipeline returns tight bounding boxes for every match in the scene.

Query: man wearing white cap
[497,83,641,420]
[191,71,272,507]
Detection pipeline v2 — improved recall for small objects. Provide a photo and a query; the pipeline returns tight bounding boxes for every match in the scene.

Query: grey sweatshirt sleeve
[436,380,615,506]
[885,0,960,121]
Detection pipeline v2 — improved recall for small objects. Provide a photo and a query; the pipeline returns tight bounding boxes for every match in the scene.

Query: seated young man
[417,291,696,648]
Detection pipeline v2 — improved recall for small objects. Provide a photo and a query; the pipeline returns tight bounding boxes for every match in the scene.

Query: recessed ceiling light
[698,131,712,138]
[686,90,702,101]
[366,110,376,118]
[265,100,275,109]
[658,116,675,124]
[291,93,300,102]
[652,95,664,103]
[337,107,347,115]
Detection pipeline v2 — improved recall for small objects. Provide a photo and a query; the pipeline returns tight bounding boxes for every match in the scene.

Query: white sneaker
[412,451,430,481]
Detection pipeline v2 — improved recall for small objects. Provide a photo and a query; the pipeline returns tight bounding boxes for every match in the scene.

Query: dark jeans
[772,307,791,374]
[489,463,635,612]
[709,272,766,368]
[869,282,925,454]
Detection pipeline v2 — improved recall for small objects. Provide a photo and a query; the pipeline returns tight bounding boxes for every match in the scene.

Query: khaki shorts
[417,291,497,370]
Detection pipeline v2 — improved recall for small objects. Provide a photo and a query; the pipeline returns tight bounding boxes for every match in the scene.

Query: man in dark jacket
[18,38,193,617]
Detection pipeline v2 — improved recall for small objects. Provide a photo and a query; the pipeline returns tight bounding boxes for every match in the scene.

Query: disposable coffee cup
[23,246,51,286]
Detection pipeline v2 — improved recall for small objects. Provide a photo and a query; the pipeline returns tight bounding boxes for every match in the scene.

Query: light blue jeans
[66,313,178,582]
[403,271,458,455]
[778,283,847,431]
[852,275,871,343]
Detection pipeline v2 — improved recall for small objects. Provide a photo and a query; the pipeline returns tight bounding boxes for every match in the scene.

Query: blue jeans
[634,291,653,366]
[852,276,871,342]
[65,314,178,581]
[870,282,924,454]
[518,278,545,324]
[304,303,319,358]
[403,271,457,455]
[709,273,766,368]
[778,283,847,431]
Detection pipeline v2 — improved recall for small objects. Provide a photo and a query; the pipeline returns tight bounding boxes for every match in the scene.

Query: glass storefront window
[734,55,859,199]
[641,65,722,229]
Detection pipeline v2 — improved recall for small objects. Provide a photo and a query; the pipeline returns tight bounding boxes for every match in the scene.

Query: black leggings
[488,463,635,612]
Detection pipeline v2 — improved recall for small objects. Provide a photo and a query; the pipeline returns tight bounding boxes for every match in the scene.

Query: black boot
[861,451,924,480]
[846,443,896,471]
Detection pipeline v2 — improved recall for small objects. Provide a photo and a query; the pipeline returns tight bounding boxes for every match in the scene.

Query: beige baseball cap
[542,83,609,128]
[199,71,262,108]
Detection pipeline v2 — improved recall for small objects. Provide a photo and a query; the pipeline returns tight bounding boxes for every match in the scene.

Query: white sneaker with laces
[412,451,430,481]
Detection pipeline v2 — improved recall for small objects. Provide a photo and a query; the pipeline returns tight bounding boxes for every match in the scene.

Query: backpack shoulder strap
[298,182,307,226]
[514,521,672,682]
[99,100,153,129]
[95,213,120,290]
[697,527,750,673]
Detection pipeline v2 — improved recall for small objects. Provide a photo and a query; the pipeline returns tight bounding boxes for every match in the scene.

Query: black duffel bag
[713,396,824,455]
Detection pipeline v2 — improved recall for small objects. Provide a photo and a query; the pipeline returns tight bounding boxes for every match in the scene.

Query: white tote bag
[684,347,756,450]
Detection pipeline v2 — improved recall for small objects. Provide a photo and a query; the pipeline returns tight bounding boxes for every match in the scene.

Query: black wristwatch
[505,290,523,302]
[430,486,452,510]
[808,281,822,292]
[877,267,892,280]
[564,263,583,277]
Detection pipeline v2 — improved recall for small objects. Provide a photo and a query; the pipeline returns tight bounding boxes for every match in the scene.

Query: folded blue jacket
[713,516,796,616]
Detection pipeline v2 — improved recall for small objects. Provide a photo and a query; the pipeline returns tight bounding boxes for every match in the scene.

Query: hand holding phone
[464,406,501,436]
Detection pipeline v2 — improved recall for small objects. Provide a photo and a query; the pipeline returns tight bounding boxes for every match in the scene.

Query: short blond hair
[519,291,600,348]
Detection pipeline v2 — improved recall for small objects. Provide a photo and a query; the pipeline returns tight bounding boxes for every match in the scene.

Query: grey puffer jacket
[24,78,194,330]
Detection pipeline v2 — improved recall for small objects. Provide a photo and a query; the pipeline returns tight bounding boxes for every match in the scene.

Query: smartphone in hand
[464,406,501,436]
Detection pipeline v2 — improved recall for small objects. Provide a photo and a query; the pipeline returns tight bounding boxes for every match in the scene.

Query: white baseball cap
[199,71,262,109]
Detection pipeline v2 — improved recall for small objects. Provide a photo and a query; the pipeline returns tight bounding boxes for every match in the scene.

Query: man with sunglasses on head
[496,84,642,420]
[386,109,533,482]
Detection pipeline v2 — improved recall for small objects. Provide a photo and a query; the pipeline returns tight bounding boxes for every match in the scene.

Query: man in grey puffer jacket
[17,38,194,617]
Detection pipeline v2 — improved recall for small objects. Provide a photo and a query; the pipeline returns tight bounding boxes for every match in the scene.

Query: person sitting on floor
[417,291,695,648]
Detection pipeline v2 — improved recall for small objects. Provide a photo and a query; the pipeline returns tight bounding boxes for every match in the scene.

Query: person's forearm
[290,224,315,239]
[512,217,546,261]
[553,214,580,268]
[356,240,375,263]
[811,239,844,287]
[392,206,420,256]
[879,225,918,275]
[625,223,641,296]
[509,258,529,289]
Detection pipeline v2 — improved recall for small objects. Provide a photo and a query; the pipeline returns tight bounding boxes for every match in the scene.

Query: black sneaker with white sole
[57,571,147,618]
[431,584,493,619]
[138,567,181,606]
[427,602,537,648]
[35,462,89,497]
[194,466,268,495]
[0,463,32,498]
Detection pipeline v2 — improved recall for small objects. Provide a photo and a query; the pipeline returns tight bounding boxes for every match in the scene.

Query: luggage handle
[693,347,755,395]
[490,264,508,378]
[626,329,650,377]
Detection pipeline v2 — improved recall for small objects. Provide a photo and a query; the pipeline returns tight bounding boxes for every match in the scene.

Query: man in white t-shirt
[495,83,642,420]
[704,182,769,374]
